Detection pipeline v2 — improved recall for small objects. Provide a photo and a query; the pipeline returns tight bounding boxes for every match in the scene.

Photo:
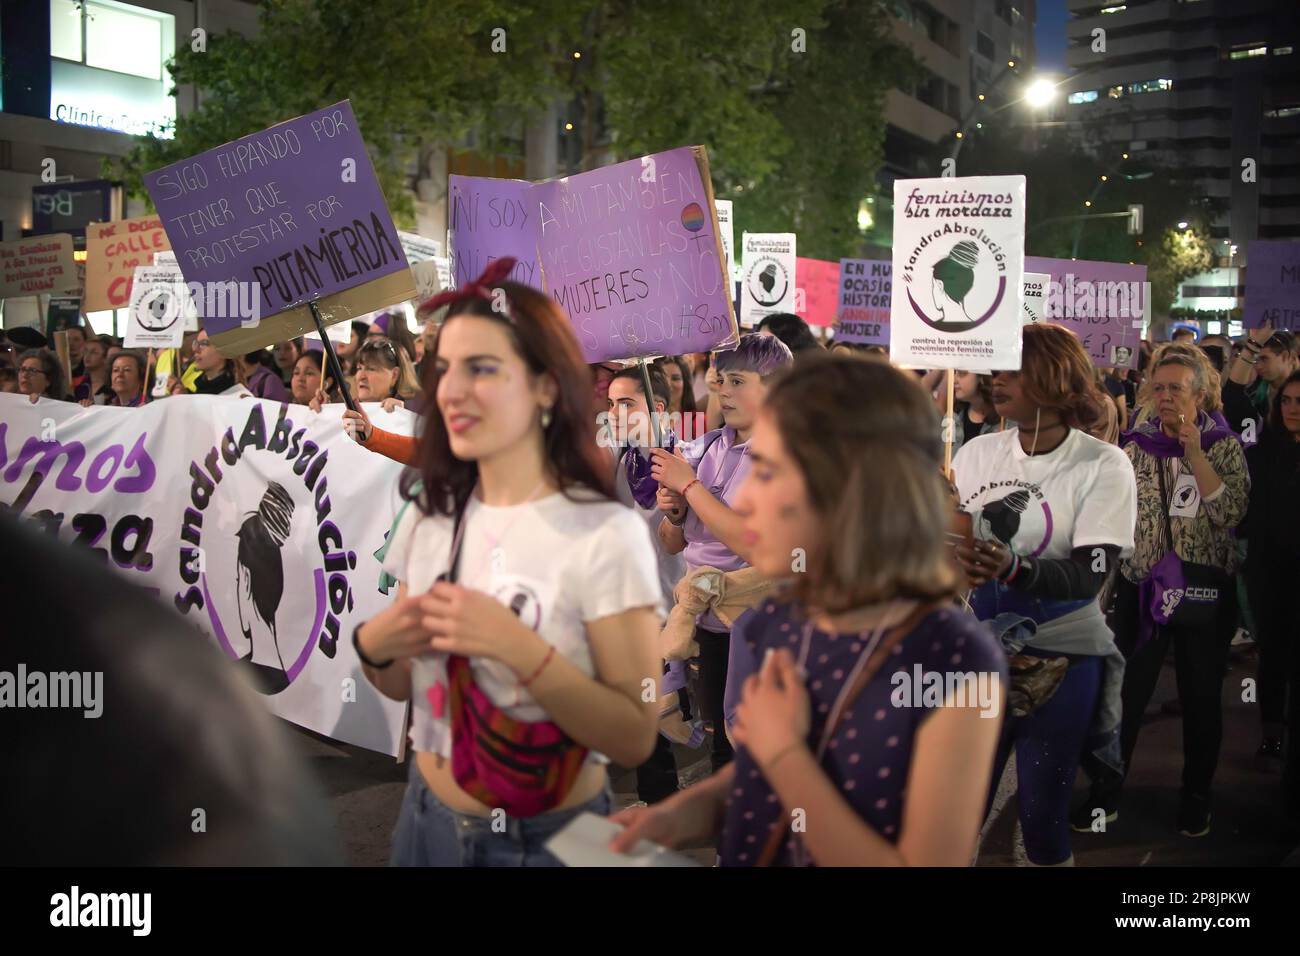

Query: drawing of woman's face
[932,276,946,315]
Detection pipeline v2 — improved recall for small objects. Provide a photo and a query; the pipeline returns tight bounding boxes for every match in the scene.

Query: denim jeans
[389,760,612,867]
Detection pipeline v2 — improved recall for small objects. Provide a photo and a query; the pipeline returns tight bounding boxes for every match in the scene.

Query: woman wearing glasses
[17,350,68,403]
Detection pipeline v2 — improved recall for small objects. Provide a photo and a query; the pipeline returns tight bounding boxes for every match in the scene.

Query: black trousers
[1245,561,1298,730]
[1111,573,1238,798]
[694,626,734,772]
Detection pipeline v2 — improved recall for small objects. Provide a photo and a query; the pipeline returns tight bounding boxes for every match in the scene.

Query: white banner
[0,393,412,755]
[1022,271,1049,325]
[740,232,796,329]
[890,175,1025,370]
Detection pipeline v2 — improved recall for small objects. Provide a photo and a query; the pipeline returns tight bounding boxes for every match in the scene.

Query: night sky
[1035,0,1069,73]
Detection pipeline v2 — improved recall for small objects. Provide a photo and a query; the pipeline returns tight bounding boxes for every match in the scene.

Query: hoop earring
[541,406,553,429]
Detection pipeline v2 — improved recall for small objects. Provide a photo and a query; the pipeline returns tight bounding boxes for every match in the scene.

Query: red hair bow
[416,257,517,319]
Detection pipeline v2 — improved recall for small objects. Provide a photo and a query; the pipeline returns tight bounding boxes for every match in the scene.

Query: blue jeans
[389,760,612,867]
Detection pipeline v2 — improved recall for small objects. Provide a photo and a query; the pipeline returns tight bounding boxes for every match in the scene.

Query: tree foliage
[113,0,915,257]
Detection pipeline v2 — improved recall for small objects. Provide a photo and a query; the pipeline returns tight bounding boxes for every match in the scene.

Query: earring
[541,406,553,428]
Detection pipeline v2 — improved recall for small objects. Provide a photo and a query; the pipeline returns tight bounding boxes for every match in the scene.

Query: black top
[193,369,237,394]
[1243,433,1300,562]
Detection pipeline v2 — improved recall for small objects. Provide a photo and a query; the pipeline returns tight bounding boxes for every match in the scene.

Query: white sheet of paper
[544,812,703,868]
[1169,468,1201,518]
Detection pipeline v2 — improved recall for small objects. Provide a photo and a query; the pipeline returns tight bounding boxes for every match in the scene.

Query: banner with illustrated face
[890,175,1025,370]
[1022,271,1049,325]
[0,393,411,756]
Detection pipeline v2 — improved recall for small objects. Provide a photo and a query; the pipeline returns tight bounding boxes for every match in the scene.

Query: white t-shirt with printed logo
[381,488,661,758]
[952,427,1137,561]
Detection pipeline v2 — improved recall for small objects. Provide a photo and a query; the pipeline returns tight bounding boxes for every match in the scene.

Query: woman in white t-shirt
[951,323,1137,866]
[355,258,663,867]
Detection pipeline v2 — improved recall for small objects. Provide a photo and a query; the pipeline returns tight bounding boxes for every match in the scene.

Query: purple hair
[713,332,794,379]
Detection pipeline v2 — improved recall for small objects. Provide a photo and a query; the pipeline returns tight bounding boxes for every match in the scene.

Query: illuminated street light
[1025,77,1057,109]
[1178,220,1189,229]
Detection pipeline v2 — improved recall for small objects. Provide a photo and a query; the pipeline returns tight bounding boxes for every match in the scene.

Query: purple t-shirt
[246,365,290,402]
[718,598,1006,866]
[682,426,752,631]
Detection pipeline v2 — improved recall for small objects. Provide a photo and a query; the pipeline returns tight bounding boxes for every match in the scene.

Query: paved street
[291,642,1299,866]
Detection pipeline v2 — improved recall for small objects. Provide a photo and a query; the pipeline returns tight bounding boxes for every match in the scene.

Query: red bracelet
[681,478,700,498]
[520,645,556,689]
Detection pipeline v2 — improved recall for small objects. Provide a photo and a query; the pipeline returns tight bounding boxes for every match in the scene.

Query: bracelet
[763,741,805,775]
[352,622,393,669]
[520,645,556,688]
[681,478,701,498]
[998,552,1021,583]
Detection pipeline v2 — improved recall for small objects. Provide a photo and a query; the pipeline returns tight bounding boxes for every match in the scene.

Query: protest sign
[1244,240,1300,330]
[447,175,540,289]
[795,258,840,328]
[144,101,415,353]
[1024,256,1143,368]
[124,263,200,348]
[741,232,796,328]
[84,216,171,313]
[0,392,413,756]
[835,258,891,345]
[398,230,444,302]
[0,233,79,299]
[715,199,737,282]
[890,176,1025,370]
[537,147,737,361]
[1022,271,1048,325]
[46,296,83,338]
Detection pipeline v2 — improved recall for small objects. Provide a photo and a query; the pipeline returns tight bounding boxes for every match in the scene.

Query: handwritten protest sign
[0,233,79,299]
[1024,256,1143,368]
[1022,271,1048,324]
[447,176,539,289]
[537,147,738,361]
[741,233,796,328]
[1244,240,1300,330]
[144,101,414,353]
[795,258,839,328]
[890,176,1025,370]
[835,258,891,345]
[84,217,171,312]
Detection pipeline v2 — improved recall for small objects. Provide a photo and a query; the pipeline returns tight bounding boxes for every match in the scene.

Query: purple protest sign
[1024,256,1145,368]
[536,147,738,362]
[835,258,891,345]
[448,176,540,290]
[144,101,414,353]
[1244,240,1300,330]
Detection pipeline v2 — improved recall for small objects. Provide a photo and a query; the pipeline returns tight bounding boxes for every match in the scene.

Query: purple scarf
[622,431,678,509]
[1120,409,1238,459]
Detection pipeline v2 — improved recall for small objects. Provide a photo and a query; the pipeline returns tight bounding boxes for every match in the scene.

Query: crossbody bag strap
[755,600,942,866]
[1156,455,1175,558]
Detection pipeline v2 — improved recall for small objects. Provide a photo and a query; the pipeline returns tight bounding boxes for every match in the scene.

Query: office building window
[1274,46,1293,56]
[1130,78,1174,94]
[1068,90,1099,104]
[976,31,994,60]
[1107,85,1125,99]
[1100,4,1127,13]
[50,0,169,81]
[1229,45,1268,59]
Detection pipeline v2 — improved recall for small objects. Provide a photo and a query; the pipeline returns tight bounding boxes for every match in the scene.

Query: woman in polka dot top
[611,355,1007,865]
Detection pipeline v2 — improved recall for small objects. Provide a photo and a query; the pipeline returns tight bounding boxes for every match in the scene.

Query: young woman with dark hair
[1241,370,1300,792]
[952,322,1137,866]
[657,355,707,441]
[612,354,1005,865]
[355,258,662,866]
[237,348,290,402]
[289,349,340,406]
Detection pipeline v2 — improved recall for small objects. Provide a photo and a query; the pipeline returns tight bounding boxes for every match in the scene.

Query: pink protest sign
[795,258,840,328]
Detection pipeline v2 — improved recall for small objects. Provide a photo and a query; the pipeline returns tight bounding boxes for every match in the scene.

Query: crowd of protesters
[5,283,1298,868]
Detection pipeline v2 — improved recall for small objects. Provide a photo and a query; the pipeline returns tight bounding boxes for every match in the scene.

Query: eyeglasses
[18,366,47,377]
[1266,332,1296,353]
[359,339,398,362]
[192,339,211,351]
